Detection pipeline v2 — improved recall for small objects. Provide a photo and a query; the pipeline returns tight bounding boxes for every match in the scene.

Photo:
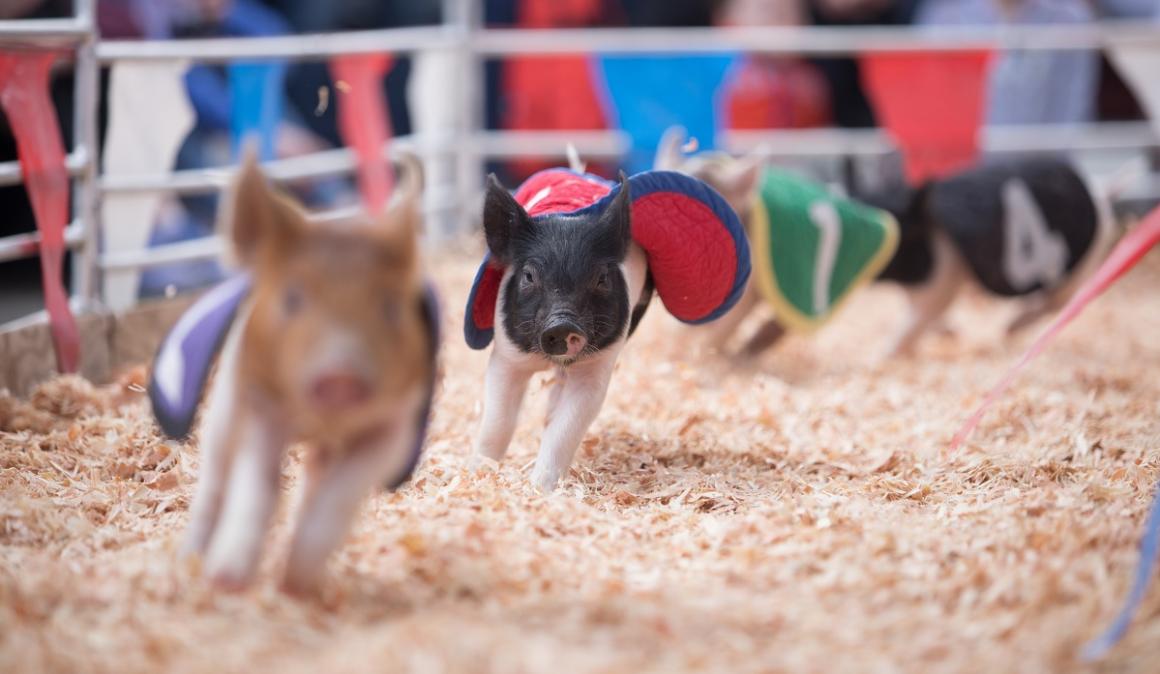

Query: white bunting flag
[1110,43,1160,140]
[101,60,195,310]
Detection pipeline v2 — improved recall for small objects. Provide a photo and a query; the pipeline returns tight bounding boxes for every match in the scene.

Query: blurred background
[1,0,1158,322]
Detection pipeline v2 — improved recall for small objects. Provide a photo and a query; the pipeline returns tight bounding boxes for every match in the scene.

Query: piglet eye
[522,268,537,285]
[283,285,304,315]
[595,270,610,290]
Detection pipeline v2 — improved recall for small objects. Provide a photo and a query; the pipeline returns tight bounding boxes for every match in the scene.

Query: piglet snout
[540,322,587,358]
[310,371,372,409]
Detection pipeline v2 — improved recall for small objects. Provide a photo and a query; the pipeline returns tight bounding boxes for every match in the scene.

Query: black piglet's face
[482,174,633,365]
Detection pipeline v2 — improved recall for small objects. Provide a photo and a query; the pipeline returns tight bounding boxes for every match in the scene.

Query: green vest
[750,169,899,332]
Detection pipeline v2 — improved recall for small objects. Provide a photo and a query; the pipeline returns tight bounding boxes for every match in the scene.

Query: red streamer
[0,51,80,373]
[330,54,394,213]
[861,51,992,184]
[950,208,1160,450]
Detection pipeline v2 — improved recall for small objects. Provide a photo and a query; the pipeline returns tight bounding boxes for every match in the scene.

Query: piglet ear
[375,151,423,272]
[600,171,633,259]
[220,146,306,266]
[653,125,687,171]
[482,174,531,264]
[384,151,423,233]
[722,154,763,200]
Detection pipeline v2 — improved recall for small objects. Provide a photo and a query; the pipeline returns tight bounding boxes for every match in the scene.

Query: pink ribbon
[329,54,395,213]
[951,207,1160,450]
[0,50,80,373]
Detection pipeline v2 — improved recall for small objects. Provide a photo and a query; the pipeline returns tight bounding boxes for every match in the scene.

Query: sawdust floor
[3,252,1160,674]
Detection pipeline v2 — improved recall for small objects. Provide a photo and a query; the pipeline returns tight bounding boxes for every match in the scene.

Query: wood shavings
[1,251,1160,673]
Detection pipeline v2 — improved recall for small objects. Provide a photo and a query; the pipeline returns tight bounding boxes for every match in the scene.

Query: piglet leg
[738,318,786,359]
[886,235,965,358]
[888,285,959,358]
[700,282,759,355]
[181,327,244,559]
[930,316,957,338]
[474,350,535,463]
[543,372,565,428]
[1007,278,1079,336]
[282,419,417,595]
[531,352,617,492]
[180,403,236,560]
[202,405,287,591]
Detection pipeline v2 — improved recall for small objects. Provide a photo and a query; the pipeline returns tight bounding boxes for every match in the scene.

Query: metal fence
[1,0,1159,322]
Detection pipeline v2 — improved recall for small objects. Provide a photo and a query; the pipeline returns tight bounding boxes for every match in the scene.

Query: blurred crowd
[0,0,1159,304]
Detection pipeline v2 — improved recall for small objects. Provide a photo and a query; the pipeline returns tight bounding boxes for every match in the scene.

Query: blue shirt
[183,0,290,131]
[917,0,1099,126]
[1092,0,1160,18]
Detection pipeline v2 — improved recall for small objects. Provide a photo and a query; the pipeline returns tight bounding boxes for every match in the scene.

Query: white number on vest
[808,201,843,314]
[1001,179,1068,291]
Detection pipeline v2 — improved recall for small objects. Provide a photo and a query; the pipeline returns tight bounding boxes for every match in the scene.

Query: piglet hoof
[530,466,561,494]
[469,453,500,474]
[178,516,216,557]
[1005,314,1040,337]
[178,530,211,564]
[280,572,322,599]
[882,338,919,362]
[726,350,760,373]
[878,352,908,368]
[207,565,254,593]
[204,549,258,592]
[933,324,958,339]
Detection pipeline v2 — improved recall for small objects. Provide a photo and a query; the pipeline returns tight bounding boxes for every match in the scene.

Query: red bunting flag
[950,207,1160,450]
[0,51,80,373]
[330,54,394,213]
[861,51,992,184]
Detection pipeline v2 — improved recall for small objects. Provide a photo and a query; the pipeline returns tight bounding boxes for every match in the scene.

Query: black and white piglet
[464,158,749,491]
[863,156,1120,355]
[471,173,650,492]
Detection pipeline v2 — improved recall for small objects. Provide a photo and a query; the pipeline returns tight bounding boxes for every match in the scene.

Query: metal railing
[0,0,100,311]
[96,25,460,63]
[469,21,1160,55]
[0,16,90,42]
[1,2,1159,323]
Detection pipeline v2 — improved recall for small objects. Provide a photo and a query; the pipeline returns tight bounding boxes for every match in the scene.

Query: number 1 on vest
[809,200,843,315]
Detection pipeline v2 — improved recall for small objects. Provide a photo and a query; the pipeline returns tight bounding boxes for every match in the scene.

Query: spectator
[720,0,832,130]
[620,0,723,26]
[0,0,54,19]
[266,0,442,147]
[917,0,1099,126]
[138,0,333,297]
[1091,0,1159,18]
[806,0,921,128]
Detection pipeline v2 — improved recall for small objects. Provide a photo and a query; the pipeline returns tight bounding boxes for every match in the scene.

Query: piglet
[653,130,770,358]
[471,172,651,492]
[658,128,1127,359]
[465,147,749,491]
[150,152,437,594]
[863,156,1121,355]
